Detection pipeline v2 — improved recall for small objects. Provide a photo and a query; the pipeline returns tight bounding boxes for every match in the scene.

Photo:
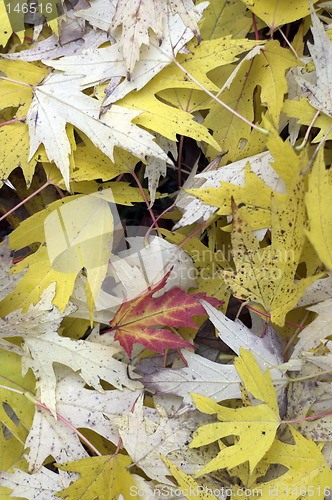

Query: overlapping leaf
[108,270,221,356]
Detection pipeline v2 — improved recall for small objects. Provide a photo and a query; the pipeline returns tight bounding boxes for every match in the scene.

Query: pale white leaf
[296,272,332,307]
[0,238,25,302]
[109,0,205,75]
[46,3,207,105]
[139,349,242,408]
[0,467,67,499]
[21,329,142,415]
[111,394,209,484]
[25,367,142,471]
[292,299,332,357]
[27,71,170,189]
[198,300,286,390]
[296,5,332,116]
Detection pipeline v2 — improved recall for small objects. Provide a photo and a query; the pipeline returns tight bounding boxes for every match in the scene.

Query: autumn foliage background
[1,0,332,498]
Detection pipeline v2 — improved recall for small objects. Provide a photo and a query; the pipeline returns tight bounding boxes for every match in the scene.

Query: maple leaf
[56,454,135,500]
[2,186,152,314]
[292,298,332,358]
[111,393,202,483]
[174,150,280,230]
[109,0,204,76]
[222,179,318,326]
[257,426,332,500]
[305,147,332,270]
[24,368,142,472]
[22,328,141,415]
[296,4,332,118]
[26,71,170,190]
[0,60,49,186]
[204,40,298,162]
[0,238,24,302]
[45,4,203,99]
[0,351,35,443]
[0,465,68,500]
[186,163,275,232]
[108,270,221,356]
[241,0,319,31]
[190,348,281,475]
[139,349,242,408]
[162,456,219,500]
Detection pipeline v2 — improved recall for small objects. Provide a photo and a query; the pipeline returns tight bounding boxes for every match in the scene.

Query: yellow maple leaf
[305,147,332,270]
[118,36,261,147]
[257,426,332,500]
[204,40,298,162]
[186,163,273,231]
[56,454,135,500]
[190,349,280,475]
[199,0,252,40]
[241,0,320,31]
[162,456,219,500]
[222,174,318,326]
[0,60,50,186]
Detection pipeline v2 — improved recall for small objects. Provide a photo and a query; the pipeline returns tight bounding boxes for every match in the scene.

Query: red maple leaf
[108,270,222,356]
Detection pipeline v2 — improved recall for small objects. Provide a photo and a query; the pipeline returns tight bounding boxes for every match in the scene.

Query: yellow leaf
[161,228,230,306]
[283,97,332,144]
[199,0,252,40]
[190,349,280,474]
[241,0,319,29]
[0,121,37,187]
[257,427,332,499]
[234,349,278,413]
[56,454,135,500]
[205,40,298,161]
[305,147,332,270]
[0,351,35,442]
[0,431,27,500]
[186,163,273,231]
[0,60,50,184]
[0,3,13,47]
[222,177,319,326]
[162,457,219,500]
[119,37,261,146]
[4,182,150,313]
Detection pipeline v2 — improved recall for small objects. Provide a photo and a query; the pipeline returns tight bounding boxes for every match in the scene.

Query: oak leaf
[108,271,221,356]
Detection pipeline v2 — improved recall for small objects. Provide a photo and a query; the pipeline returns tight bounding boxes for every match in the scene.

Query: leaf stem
[130,169,161,236]
[144,202,175,247]
[177,218,212,249]
[0,384,24,395]
[252,13,259,40]
[24,392,102,456]
[0,76,32,87]
[286,368,332,383]
[177,135,185,188]
[0,175,60,223]
[283,410,332,424]
[294,110,320,151]
[0,116,26,127]
[171,59,269,136]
